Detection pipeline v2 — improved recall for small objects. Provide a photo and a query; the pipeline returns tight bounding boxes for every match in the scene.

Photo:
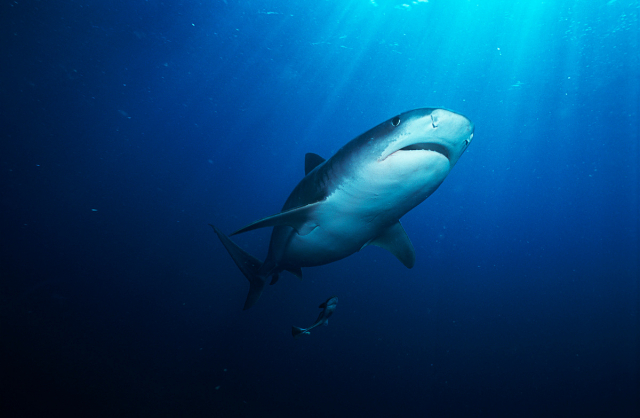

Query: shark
[292,296,338,338]
[210,108,474,309]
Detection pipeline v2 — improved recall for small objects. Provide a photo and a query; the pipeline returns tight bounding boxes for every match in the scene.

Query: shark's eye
[391,116,401,127]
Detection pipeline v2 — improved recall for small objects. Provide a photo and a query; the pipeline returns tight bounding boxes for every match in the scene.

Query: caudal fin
[292,326,309,338]
[210,224,266,310]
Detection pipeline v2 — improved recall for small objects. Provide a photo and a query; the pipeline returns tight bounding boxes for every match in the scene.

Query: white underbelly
[279,190,395,267]
[276,158,449,267]
[283,225,367,266]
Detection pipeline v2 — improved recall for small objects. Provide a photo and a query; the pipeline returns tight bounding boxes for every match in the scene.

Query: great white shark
[210,108,474,310]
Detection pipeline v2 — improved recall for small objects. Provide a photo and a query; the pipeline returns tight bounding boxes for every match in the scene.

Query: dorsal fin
[305,153,326,175]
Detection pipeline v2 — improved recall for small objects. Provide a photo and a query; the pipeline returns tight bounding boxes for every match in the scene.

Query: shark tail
[210,224,266,310]
[292,326,310,338]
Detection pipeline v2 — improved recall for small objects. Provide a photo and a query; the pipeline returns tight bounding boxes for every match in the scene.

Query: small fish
[292,296,338,338]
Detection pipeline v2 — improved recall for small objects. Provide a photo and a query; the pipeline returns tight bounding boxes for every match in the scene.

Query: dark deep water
[1,1,639,417]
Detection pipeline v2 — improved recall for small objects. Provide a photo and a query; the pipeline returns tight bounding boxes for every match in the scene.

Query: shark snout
[432,108,474,136]
[458,115,474,146]
[431,109,475,161]
[459,113,474,136]
[461,121,474,152]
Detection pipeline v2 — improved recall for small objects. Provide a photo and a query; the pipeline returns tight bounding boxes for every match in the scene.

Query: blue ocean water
[1,0,638,417]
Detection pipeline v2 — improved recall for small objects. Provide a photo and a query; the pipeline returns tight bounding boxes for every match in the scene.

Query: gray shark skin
[292,296,338,338]
[210,108,474,309]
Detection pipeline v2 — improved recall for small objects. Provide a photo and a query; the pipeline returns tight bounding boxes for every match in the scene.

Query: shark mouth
[397,142,450,160]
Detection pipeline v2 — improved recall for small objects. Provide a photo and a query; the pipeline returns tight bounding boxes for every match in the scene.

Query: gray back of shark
[211,108,474,309]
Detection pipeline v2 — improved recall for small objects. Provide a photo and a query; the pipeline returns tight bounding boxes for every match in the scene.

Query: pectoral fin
[231,202,322,236]
[367,221,416,269]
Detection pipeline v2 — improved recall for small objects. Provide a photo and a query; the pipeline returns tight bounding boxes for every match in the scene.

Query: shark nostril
[391,116,401,127]
[430,114,438,128]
